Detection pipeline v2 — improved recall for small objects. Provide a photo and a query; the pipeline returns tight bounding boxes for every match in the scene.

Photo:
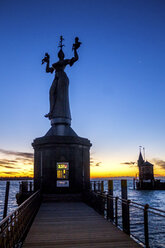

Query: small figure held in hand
[72,37,82,51]
[42,53,50,65]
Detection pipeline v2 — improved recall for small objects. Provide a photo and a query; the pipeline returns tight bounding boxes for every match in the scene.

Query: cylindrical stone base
[32,135,91,194]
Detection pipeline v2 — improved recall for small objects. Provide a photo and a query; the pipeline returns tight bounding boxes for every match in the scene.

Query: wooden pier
[23,201,140,248]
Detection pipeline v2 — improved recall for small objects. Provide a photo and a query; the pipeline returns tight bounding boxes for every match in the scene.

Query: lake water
[0,179,165,248]
[0,180,19,220]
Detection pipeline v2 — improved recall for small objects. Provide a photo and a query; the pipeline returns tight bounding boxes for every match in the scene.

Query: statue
[42,36,81,126]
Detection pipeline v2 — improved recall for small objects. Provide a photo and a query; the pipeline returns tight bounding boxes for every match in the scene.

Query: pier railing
[0,190,41,248]
[86,181,165,248]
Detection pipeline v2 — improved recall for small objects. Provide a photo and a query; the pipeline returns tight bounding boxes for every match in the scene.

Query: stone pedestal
[32,134,91,194]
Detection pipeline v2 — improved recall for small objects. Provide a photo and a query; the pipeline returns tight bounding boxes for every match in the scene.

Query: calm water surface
[0,180,19,220]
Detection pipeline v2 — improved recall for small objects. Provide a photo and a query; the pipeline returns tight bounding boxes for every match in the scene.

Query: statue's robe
[50,69,71,121]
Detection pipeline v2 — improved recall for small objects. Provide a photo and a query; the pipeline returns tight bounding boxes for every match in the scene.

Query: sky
[0,0,165,178]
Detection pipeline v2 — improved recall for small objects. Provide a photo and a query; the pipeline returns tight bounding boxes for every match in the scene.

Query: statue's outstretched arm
[46,60,54,73]
[45,56,54,73]
[42,53,54,73]
[69,48,79,67]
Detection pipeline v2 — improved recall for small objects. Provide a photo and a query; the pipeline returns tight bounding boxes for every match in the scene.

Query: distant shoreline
[0,177,33,181]
[1,176,165,181]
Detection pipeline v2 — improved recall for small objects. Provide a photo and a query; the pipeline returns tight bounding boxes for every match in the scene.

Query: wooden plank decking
[23,202,141,248]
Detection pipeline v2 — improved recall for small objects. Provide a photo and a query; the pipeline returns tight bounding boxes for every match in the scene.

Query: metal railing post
[94,181,96,192]
[144,204,149,248]
[108,180,114,221]
[126,199,130,235]
[107,195,109,220]
[107,195,114,222]
[115,197,118,226]
[90,181,92,191]
[98,181,101,192]
[101,181,104,193]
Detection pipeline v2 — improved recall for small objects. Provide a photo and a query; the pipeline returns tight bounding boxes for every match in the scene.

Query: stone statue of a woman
[42,36,81,126]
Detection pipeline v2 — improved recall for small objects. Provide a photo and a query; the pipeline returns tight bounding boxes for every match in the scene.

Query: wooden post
[22,181,28,192]
[101,181,104,193]
[121,179,127,200]
[94,181,96,192]
[108,180,113,195]
[30,181,33,191]
[121,180,130,235]
[19,181,23,195]
[144,204,149,248]
[3,181,10,219]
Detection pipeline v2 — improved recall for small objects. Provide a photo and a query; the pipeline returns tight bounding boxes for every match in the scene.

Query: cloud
[0,164,21,169]
[95,162,101,166]
[152,159,165,170]
[121,161,137,167]
[16,157,32,161]
[0,148,33,173]
[0,149,33,159]
[90,153,102,167]
[0,159,17,165]
[90,162,102,167]
[0,148,34,177]
[121,161,136,165]
[3,172,16,175]
[90,157,102,167]
[0,158,22,170]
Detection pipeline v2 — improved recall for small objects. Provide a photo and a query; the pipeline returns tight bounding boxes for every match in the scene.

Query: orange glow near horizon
[0,149,165,178]
[90,157,165,178]
[0,149,34,178]
[0,165,164,178]
[0,164,34,178]
[90,167,165,178]
[90,162,138,178]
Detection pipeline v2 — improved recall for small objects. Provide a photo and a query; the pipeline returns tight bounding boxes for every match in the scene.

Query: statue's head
[58,49,65,60]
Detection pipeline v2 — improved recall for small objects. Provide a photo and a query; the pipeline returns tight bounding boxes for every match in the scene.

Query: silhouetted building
[138,151,154,182]
[136,150,165,190]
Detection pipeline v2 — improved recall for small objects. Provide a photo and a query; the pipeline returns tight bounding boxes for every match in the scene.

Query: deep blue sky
[0,0,165,176]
